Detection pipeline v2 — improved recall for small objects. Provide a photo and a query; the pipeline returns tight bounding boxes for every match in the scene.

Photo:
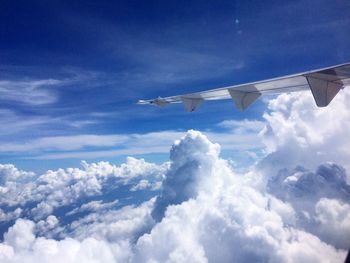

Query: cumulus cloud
[260,88,350,174]
[1,130,349,262]
[267,163,350,249]
[1,89,350,262]
[0,219,131,263]
[267,163,350,208]
[36,215,59,234]
[0,208,22,223]
[152,131,220,222]
[0,157,166,222]
[141,90,350,260]
[130,180,162,192]
[66,200,155,242]
[135,131,348,263]
[314,198,350,249]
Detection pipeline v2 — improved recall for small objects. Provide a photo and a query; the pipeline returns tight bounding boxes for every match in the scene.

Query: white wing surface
[138,63,350,111]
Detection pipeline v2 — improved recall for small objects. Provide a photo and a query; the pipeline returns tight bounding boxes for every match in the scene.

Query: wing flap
[228,86,261,111]
[181,97,203,112]
[306,76,343,107]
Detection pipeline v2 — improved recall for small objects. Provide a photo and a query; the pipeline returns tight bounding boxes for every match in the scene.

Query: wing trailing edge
[138,62,350,111]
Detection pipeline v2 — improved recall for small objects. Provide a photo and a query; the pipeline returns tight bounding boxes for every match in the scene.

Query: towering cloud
[152,130,220,222]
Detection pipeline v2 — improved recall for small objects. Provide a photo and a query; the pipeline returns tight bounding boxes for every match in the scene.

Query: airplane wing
[138,63,350,112]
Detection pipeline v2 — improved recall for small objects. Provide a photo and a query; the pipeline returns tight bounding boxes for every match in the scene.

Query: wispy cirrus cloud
[0,134,129,152]
[0,79,62,105]
[217,119,265,132]
[0,109,98,138]
[0,109,52,136]
[117,46,245,87]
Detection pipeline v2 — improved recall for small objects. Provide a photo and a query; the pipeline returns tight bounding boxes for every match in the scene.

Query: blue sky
[1,0,349,172]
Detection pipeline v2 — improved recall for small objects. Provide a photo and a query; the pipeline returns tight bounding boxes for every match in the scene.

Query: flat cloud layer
[1,89,350,263]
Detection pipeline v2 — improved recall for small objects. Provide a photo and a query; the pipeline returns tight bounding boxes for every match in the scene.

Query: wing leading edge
[138,63,350,112]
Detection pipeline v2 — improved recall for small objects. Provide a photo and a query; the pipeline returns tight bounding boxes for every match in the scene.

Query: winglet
[228,88,261,111]
[181,97,203,112]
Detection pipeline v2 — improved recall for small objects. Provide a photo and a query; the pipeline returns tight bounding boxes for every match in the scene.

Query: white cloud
[314,198,350,249]
[260,88,350,174]
[0,131,184,158]
[134,131,347,262]
[0,110,51,136]
[152,130,220,222]
[130,179,162,191]
[218,119,265,132]
[0,157,166,221]
[266,162,350,249]
[4,219,36,251]
[0,130,349,262]
[0,70,106,107]
[67,200,155,242]
[0,79,61,105]
[0,208,22,223]
[0,219,131,263]
[0,163,35,185]
[0,109,98,138]
[35,216,59,235]
[0,134,129,152]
